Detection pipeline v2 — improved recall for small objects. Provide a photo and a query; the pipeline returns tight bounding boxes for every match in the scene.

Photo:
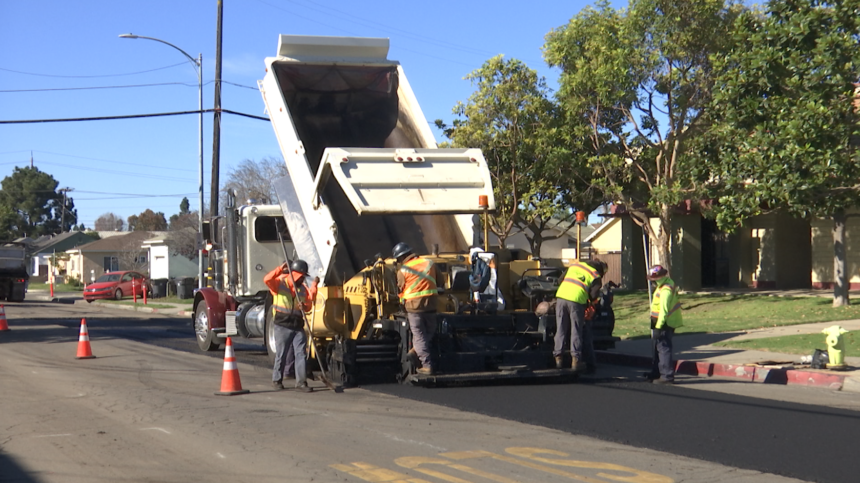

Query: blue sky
[0,0,619,229]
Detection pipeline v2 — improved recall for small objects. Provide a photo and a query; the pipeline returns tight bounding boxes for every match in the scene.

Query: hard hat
[391,242,413,261]
[590,259,608,276]
[290,259,309,276]
[647,265,668,280]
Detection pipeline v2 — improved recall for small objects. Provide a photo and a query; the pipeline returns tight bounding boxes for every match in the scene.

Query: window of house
[103,256,118,272]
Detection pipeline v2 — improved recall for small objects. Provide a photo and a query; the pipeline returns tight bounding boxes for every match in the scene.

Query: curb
[596,351,858,392]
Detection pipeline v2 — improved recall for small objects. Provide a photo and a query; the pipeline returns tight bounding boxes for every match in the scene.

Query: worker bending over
[393,242,438,375]
[554,258,606,372]
[264,259,318,392]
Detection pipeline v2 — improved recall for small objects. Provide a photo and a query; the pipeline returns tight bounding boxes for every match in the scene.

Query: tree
[438,56,598,255]
[705,0,860,305]
[0,166,74,237]
[94,212,125,231]
[179,197,190,215]
[128,209,168,232]
[221,157,288,209]
[543,0,744,270]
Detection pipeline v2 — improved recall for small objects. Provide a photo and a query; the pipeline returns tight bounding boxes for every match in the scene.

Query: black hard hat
[290,259,309,276]
[591,259,608,276]
[392,242,413,260]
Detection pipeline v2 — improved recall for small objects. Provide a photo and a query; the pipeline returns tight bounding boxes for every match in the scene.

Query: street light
[119,33,205,289]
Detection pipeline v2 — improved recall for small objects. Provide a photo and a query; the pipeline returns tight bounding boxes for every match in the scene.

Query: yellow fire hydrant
[821,325,849,370]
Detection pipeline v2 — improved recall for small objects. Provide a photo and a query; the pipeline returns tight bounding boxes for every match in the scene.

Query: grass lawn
[712,331,860,357]
[613,292,860,339]
[29,282,84,292]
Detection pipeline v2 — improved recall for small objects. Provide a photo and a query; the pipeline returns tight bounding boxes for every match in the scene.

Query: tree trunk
[833,209,849,307]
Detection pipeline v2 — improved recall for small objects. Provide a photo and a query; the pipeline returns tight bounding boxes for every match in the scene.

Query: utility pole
[210,0,223,242]
[58,187,74,232]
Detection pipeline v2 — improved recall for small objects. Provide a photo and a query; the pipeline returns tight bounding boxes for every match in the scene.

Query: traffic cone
[215,337,249,396]
[0,305,9,331]
[76,318,95,359]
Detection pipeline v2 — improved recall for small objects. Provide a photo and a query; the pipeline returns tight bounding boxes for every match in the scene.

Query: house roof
[540,217,597,241]
[32,231,97,254]
[585,217,620,243]
[67,231,158,253]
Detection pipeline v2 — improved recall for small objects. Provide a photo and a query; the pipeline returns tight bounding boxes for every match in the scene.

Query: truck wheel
[114,289,123,300]
[265,313,277,365]
[194,304,220,351]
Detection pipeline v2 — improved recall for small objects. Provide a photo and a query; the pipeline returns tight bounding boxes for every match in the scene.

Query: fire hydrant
[821,325,849,370]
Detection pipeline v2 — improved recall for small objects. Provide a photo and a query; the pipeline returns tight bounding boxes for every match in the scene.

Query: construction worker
[554,258,606,372]
[264,259,318,392]
[646,265,683,384]
[393,242,438,375]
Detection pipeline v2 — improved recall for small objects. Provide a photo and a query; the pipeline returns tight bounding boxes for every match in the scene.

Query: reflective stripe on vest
[400,257,437,301]
[555,262,597,304]
[272,278,306,318]
[650,283,681,321]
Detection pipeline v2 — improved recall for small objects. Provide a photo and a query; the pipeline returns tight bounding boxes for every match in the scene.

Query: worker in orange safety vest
[393,242,439,375]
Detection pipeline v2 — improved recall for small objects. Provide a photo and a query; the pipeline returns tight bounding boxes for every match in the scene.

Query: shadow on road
[0,452,44,483]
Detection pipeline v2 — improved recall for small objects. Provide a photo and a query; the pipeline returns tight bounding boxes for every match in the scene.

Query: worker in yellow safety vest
[393,242,439,375]
[554,258,607,372]
[264,259,318,392]
[646,265,683,384]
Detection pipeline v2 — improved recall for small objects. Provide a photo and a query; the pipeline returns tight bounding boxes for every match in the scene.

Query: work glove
[312,276,320,288]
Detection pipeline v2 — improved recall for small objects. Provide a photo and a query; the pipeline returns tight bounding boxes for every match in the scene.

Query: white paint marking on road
[141,427,172,434]
[216,453,226,459]
[379,432,447,452]
[34,434,72,438]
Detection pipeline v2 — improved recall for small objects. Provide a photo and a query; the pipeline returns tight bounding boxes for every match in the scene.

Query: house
[142,233,198,281]
[65,231,162,284]
[586,207,812,291]
[487,218,597,259]
[27,231,97,282]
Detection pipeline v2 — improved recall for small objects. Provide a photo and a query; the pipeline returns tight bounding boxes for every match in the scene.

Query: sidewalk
[597,320,860,393]
[25,289,195,317]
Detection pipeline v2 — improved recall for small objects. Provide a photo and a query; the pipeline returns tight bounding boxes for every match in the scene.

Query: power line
[0,62,189,79]
[0,108,269,124]
[32,150,197,173]
[0,82,198,93]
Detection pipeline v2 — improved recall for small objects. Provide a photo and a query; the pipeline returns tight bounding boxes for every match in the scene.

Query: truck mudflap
[409,367,580,388]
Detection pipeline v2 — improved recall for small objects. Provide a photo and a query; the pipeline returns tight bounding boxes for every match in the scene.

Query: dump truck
[0,242,29,302]
[192,35,579,386]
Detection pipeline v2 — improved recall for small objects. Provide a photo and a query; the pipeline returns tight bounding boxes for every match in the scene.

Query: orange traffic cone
[76,318,96,359]
[0,305,9,331]
[215,337,249,396]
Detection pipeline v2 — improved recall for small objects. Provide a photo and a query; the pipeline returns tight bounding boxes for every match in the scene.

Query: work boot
[416,367,435,375]
[554,356,565,369]
[572,359,587,372]
[296,382,313,393]
[652,378,674,385]
[272,380,285,390]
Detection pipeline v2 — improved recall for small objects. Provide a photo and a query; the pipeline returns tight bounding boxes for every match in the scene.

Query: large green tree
[705,0,860,305]
[438,56,598,256]
[0,166,76,237]
[544,0,744,270]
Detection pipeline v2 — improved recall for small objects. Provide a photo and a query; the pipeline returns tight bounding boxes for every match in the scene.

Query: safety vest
[556,262,599,304]
[272,277,307,320]
[650,278,683,328]
[399,257,437,301]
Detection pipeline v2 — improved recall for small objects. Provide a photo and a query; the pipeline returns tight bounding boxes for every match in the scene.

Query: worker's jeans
[554,299,595,367]
[407,312,437,369]
[272,324,307,386]
[650,326,675,381]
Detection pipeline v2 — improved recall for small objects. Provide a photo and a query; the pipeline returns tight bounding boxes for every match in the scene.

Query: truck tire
[265,311,277,365]
[9,283,25,302]
[194,304,220,351]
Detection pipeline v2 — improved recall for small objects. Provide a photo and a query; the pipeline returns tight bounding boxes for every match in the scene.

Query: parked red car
[84,271,151,303]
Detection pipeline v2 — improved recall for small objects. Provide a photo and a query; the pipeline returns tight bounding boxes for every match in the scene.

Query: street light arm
[119,33,200,67]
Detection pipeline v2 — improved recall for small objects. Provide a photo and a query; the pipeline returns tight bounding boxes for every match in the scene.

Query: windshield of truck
[95,274,120,283]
